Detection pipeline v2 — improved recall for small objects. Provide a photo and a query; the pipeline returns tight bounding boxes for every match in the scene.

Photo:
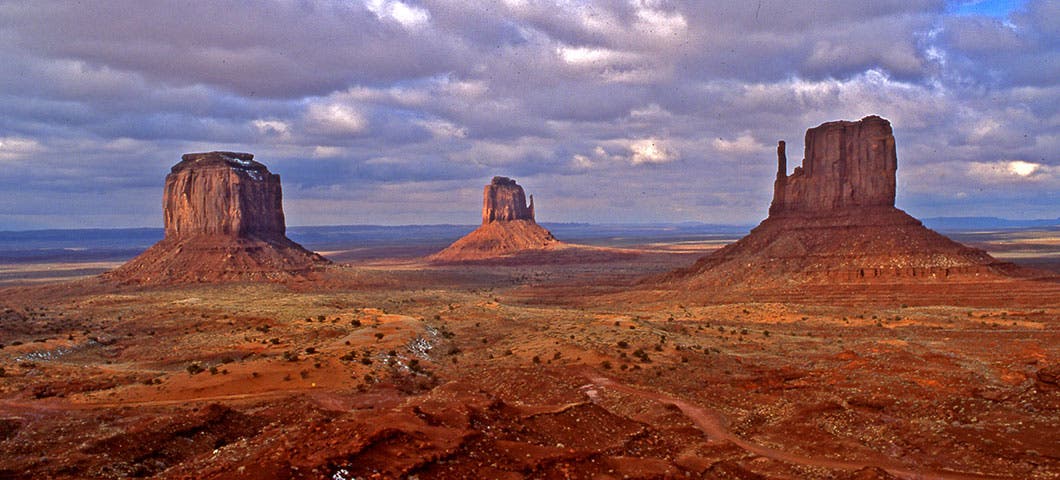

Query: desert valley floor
[0,230,1058,479]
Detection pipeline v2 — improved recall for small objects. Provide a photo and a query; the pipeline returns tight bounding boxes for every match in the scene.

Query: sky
[0,0,1056,230]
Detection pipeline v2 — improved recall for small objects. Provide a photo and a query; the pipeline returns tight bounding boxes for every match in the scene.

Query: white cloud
[305,103,368,135]
[571,154,593,169]
[968,160,1052,183]
[450,138,553,167]
[632,1,688,39]
[967,118,1001,142]
[418,119,468,139]
[712,133,767,154]
[342,86,429,107]
[629,103,670,119]
[629,138,678,165]
[437,78,487,99]
[312,146,346,158]
[557,46,625,65]
[729,69,948,130]
[602,67,662,84]
[100,137,152,153]
[364,0,430,29]
[252,119,291,139]
[555,44,662,83]
[570,145,628,169]
[0,136,43,162]
[1008,160,1040,177]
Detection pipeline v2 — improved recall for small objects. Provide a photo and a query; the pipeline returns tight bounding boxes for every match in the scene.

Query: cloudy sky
[0,0,1056,230]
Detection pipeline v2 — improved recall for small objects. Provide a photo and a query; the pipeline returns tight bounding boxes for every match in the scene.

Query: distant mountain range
[920,217,1060,231]
[0,217,1056,264]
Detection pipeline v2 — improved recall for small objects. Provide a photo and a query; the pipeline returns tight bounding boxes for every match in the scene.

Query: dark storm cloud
[0,0,469,97]
[0,0,1056,229]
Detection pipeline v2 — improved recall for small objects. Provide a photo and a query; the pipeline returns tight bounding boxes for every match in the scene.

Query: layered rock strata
[665,116,1020,287]
[431,177,559,262]
[108,152,328,284]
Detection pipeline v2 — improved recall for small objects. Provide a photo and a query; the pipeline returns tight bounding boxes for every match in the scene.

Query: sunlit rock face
[431,176,559,262]
[163,152,287,239]
[107,152,328,284]
[482,176,535,224]
[661,116,1024,288]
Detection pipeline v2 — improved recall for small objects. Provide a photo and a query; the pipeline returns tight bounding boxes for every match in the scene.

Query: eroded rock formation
[664,116,1022,288]
[483,176,535,223]
[770,116,896,215]
[163,152,286,238]
[430,177,559,262]
[107,152,328,284]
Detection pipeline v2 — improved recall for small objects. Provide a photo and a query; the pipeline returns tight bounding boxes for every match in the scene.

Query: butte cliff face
[483,176,535,223]
[107,152,328,284]
[665,116,1021,288]
[430,177,559,262]
[770,115,896,215]
[163,152,286,239]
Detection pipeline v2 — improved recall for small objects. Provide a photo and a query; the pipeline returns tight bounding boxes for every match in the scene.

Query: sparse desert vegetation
[0,246,1058,478]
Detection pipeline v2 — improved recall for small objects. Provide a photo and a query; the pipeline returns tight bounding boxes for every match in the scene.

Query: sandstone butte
[106,152,329,284]
[429,176,561,262]
[663,115,1025,288]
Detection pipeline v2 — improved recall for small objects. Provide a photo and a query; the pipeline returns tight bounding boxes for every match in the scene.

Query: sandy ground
[0,238,1058,479]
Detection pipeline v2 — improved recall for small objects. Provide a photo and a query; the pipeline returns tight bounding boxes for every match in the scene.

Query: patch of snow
[222,154,254,167]
[18,346,72,362]
[405,335,433,358]
[233,167,264,181]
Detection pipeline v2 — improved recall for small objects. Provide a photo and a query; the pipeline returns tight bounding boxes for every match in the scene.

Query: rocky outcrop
[107,152,328,284]
[663,116,1024,288]
[163,152,286,238]
[1036,364,1060,390]
[483,176,535,223]
[430,177,560,262]
[770,116,896,215]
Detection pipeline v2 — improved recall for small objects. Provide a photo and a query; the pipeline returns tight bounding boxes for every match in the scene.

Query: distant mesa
[107,151,329,284]
[429,176,562,262]
[663,115,1023,287]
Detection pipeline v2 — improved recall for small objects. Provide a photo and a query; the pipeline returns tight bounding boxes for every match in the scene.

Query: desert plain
[0,228,1058,480]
